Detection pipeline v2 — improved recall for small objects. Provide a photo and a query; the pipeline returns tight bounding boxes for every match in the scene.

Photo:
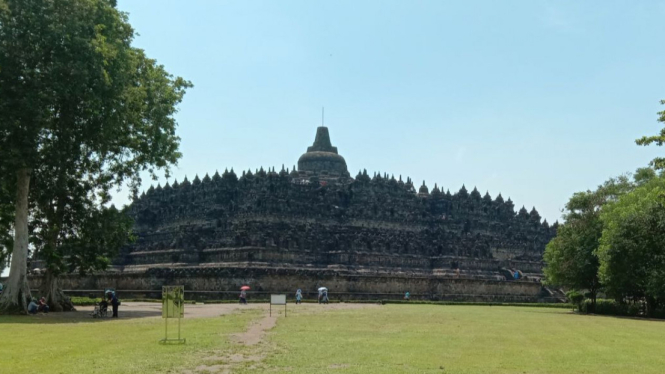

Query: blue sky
[110,0,665,224]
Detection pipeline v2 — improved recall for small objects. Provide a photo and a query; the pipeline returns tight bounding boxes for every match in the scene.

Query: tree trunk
[0,168,32,314]
[39,269,76,312]
[646,296,656,318]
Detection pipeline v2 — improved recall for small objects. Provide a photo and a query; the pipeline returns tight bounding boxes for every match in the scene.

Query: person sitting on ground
[28,298,39,314]
[38,297,50,313]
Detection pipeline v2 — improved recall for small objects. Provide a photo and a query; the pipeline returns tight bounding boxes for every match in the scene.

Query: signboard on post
[162,286,185,318]
[270,294,287,317]
[160,286,186,344]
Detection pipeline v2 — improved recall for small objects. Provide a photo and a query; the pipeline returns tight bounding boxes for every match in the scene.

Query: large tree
[597,175,665,316]
[0,0,191,314]
[543,172,641,310]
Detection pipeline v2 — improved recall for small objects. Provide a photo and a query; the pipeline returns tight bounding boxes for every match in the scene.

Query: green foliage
[579,299,644,317]
[58,206,134,275]
[0,0,191,180]
[69,296,100,306]
[376,300,573,308]
[69,297,195,306]
[597,175,665,314]
[565,290,584,308]
[0,0,191,300]
[543,173,636,300]
[636,100,665,170]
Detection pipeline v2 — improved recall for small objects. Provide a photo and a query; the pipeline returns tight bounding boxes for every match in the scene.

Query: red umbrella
[240,286,251,291]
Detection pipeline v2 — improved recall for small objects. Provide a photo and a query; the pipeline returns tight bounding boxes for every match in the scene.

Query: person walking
[295,289,303,304]
[404,291,410,301]
[239,290,247,305]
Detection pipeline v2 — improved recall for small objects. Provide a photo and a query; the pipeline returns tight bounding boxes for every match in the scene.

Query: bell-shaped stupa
[297,126,350,178]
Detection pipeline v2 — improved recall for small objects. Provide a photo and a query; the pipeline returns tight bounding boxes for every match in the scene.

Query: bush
[566,290,584,309]
[70,297,100,306]
[579,299,642,317]
[70,297,194,306]
[202,299,340,304]
[377,300,573,308]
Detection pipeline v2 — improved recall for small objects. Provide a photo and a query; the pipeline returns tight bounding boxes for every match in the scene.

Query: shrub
[579,299,642,317]
[377,300,572,308]
[566,290,584,309]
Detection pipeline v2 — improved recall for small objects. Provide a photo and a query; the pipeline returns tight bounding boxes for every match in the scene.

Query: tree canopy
[0,0,191,314]
[636,100,665,170]
[597,175,665,315]
[543,173,636,307]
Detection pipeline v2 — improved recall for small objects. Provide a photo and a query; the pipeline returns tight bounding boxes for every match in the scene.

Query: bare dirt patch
[329,363,351,369]
[231,313,277,346]
[31,302,266,323]
[26,301,377,324]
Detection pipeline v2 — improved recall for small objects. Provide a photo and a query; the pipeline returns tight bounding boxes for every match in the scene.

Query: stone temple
[56,126,560,302]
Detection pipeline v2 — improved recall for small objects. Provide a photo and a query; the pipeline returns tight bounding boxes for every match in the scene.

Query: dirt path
[187,303,379,373]
[29,301,377,324]
[28,302,266,322]
[231,312,277,346]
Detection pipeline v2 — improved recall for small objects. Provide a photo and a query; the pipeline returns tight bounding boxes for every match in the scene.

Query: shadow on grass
[567,311,665,323]
[518,308,665,323]
[0,309,161,324]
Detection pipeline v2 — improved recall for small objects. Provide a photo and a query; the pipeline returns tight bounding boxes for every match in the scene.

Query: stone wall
[24,267,548,303]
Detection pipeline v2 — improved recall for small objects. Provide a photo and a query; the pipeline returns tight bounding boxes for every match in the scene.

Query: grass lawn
[2,305,665,374]
[252,305,665,374]
[0,307,260,374]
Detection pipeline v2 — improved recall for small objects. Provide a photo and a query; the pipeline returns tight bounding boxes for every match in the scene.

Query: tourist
[28,298,39,314]
[404,291,410,301]
[239,290,247,305]
[107,291,119,318]
[321,289,329,304]
[295,289,303,304]
[38,297,50,313]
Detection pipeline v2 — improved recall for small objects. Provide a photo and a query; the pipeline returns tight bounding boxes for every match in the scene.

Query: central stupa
[297,126,350,178]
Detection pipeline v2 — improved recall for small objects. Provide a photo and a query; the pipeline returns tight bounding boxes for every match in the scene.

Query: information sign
[270,294,287,317]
